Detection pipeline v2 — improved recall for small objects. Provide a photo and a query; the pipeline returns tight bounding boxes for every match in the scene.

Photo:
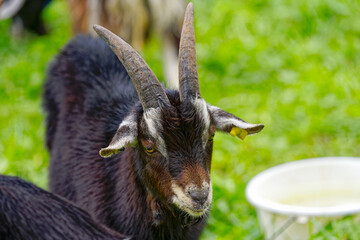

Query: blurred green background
[1,0,360,239]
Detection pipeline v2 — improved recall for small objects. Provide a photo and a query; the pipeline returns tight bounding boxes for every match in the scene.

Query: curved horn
[93,25,170,110]
[178,2,200,101]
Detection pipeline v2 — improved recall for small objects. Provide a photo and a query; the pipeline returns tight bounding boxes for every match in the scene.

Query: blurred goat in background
[0,0,52,35]
[67,0,187,89]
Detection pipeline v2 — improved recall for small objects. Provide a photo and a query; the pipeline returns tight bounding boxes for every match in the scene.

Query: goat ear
[207,105,264,140]
[99,116,138,158]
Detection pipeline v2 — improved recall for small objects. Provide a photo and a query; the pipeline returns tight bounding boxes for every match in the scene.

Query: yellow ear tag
[230,127,248,140]
[230,127,241,137]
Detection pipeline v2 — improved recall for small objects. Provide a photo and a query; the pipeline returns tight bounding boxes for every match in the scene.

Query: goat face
[139,99,214,217]
[95,3,264,218]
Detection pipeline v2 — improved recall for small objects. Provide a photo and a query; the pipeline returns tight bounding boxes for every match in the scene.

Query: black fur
[0,175,128,240]
[43,35,208,240]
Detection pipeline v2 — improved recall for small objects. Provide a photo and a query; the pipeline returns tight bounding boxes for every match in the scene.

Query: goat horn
[93,25,170,110]
[178,2,201,101]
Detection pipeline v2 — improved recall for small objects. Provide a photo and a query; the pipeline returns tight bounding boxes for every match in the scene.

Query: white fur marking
[193,99,211,148]
[207,104,262,133]
[144,108,168,158]
[107,135,135,149]
[106,114,137,150]
[119,118,135,129]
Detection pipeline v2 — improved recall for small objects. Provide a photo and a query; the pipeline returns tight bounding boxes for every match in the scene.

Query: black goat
[43,3,264,240]
[0,175,128,240]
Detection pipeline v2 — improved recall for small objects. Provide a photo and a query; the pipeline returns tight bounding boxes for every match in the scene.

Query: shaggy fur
[0,175,128,240]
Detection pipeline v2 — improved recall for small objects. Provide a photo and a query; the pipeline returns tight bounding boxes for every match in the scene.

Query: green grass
[310,216,360,240]
[1,0,360,239]
[0,0,72,188]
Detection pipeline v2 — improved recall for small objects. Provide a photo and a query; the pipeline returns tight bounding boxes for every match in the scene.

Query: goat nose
[188,188,209,205]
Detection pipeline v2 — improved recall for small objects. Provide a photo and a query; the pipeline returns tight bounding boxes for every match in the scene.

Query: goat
[0,174,129,240]
[67,0,186,89]
[43,3,264,240]
[0,0,52,36]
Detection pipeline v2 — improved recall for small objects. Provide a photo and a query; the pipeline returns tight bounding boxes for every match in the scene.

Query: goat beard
[147,192,207,227]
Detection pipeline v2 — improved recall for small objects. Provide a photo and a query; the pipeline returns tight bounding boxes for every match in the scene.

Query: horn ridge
[179,2,201,101]
[93,24,170,110]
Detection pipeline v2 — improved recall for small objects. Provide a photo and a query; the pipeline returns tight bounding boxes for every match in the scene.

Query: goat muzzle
[171,181,212,217]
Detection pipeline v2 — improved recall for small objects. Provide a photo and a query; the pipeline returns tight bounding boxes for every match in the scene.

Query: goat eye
[145,147,155,153]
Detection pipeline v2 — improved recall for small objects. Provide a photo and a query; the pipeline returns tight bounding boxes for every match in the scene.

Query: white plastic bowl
[246,157,360,240]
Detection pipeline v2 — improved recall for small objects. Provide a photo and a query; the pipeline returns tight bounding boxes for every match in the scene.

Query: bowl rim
[245,157,360,217]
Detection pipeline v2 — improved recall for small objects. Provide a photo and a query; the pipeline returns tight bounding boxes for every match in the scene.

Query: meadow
[1,0,360,239]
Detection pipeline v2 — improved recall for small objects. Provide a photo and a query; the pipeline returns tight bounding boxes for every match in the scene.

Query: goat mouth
[172,195,210,217]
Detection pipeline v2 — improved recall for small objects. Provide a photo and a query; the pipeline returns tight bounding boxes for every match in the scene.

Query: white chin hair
[172,195,208,217]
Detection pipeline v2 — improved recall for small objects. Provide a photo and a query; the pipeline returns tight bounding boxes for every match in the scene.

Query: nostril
[189,188,209,205]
